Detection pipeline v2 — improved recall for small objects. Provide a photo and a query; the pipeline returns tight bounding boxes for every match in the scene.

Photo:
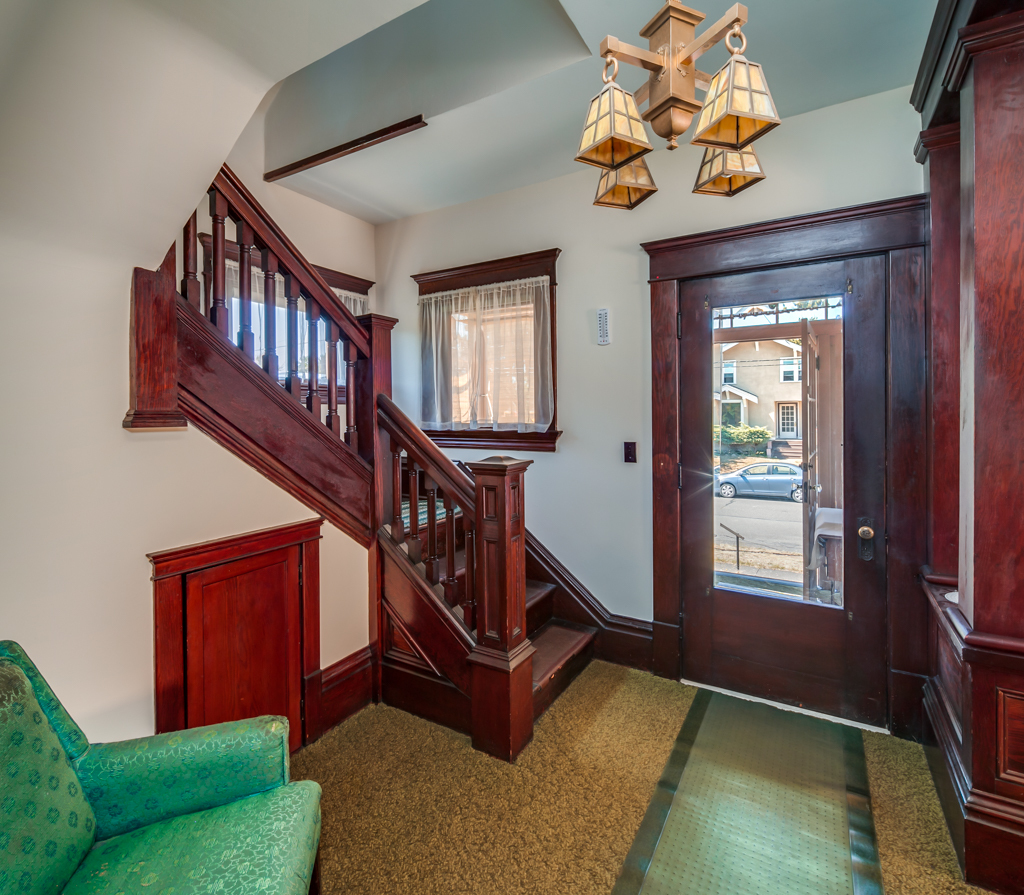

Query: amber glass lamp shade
[693,145,765,197]
[576,80,653,170]
[594,157,658,209]
[691,54,780,150]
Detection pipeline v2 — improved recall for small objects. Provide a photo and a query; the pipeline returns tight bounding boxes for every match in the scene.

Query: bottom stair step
[530,620,596,720]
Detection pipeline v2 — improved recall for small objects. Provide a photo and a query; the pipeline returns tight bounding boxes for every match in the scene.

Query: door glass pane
[712,297,844,606]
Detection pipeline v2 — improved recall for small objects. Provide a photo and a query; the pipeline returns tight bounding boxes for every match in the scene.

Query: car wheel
[791,487,803,503]
[720,483,736,498]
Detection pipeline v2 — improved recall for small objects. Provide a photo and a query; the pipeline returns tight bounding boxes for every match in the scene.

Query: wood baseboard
[381,655,472,735]
[306,646,373,743]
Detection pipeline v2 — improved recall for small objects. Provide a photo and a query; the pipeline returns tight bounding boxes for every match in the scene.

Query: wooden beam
[264,115,427,183]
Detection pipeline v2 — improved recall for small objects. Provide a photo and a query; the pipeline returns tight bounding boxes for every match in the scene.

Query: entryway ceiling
[266,0,938,224]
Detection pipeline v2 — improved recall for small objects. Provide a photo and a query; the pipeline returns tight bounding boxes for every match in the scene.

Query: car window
[772,465,798,475]
[743,465,768,475]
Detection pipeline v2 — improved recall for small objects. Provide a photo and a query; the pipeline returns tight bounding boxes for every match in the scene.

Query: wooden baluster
[463,518,476,629]
[236,221,255,358]
[424,475,439,585]
[208,189,230,336]
[391,449,405,545]
[261,250,279,381]
[443,494,456,606]
[284,274,301,400]
[306,298,321,419]
[181,211,201,309]
[407,462,422,563]
[326,321,340,436]
[344,338,358,453]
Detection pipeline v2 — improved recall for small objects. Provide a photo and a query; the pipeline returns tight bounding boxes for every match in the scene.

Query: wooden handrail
[213,165,371,358]
[376,393,475,511]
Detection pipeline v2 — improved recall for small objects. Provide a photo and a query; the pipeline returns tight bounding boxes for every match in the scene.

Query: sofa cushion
[0,660,96,895]
[63,780,321,895]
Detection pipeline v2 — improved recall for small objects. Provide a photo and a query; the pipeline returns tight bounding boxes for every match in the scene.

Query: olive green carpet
[291,662,985,895]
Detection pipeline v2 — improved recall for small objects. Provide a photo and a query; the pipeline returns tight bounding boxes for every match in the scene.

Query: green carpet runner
[613,691,883,895]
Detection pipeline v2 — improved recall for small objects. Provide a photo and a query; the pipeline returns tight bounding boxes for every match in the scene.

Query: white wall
[0,1,375,742]
[375,86,924,622]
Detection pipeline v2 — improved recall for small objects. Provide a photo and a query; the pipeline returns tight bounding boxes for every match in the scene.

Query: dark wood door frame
[643,195,929,735]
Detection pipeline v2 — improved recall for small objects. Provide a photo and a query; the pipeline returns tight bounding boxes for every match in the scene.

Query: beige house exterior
[712,338,803,437]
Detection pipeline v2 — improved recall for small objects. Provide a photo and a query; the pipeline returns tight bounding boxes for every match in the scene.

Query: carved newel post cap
[466,456,534,475]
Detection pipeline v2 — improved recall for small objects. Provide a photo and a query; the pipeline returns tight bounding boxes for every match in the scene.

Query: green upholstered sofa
[0,641,321,895]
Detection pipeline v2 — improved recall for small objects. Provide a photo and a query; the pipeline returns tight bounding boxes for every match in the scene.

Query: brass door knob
[858,525,875,540]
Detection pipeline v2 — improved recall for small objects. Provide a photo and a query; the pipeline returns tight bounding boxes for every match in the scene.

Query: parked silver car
[716,462,804,501]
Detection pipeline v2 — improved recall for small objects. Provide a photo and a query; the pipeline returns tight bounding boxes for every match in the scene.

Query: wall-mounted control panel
[624,441,637,463]
[597,308,611,345]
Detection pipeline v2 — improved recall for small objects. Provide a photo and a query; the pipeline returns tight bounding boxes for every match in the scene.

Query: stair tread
[530,621,596,689]
[525,580,558,609]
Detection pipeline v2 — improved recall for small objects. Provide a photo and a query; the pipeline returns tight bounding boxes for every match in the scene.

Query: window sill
[422,428,562,453]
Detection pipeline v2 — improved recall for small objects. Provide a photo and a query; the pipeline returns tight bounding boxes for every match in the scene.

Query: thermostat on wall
[597,308,611,345]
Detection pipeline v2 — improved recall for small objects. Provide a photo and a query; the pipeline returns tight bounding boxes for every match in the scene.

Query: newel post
[466,456,535,762]
[122,244,187,431]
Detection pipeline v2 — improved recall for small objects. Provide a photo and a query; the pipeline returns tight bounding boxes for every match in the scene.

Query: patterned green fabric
[63,781,321,895]
[0,643,88,762]
[0,661,96,895]
[74,717,290,842]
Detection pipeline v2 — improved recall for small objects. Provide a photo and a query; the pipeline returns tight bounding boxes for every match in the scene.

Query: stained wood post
[208,189,230,336]
[123,244,187,430]
[355,314,398,703]
[466,456,535,762]
[344,338,359,453]
[236,220,255,359]
[306,298,321,419]
[285,274,301,400]
[326,321,340,436]
[261,250,279,381]
[181,211,201,310]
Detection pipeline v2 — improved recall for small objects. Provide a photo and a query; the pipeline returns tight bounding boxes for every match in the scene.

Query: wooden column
[916,124,961,579]
[208,190,230,336]
[236,220,255,359]
[326,322,340,436]
[285,274,301,400]
[261,250,279,381]
[306,299,321,419]
[181,212,201,310]
[123,244,187,430]
[945,13,1024,891]
[354,314,398,702]
[466,456,535,762]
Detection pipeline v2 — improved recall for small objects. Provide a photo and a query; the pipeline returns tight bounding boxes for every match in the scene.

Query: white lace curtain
[419,275,553,432]
[224,259,369,317]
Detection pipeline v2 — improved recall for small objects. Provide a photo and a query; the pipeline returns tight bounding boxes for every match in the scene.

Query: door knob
[857,517,876,561]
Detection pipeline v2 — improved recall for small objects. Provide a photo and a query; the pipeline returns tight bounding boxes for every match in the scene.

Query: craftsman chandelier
[575,2,780,207]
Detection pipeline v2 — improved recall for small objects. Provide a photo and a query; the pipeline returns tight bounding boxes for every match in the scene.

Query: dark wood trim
[149,518,323,579]
[412,248,560,294]
[911,0,967,129]
[151,519,323,748]
[199,232,374,296]
[315,646,373,737]
[944,8,1024,92]
[525,530,654,671]
[264,115,427,183]
[177,299,373,547]
[914,122,960,164]
[642,195,928,282]
[422,428,562,452]
[380,655,472,735]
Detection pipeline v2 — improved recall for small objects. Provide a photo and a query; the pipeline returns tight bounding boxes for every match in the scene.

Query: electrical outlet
[624,441,637,463]
[597,308,611,345]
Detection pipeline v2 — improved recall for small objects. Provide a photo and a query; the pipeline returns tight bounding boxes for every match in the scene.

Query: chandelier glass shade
[576,77,653,171]
[691,48,780,150]
[692,144,765,196]
[594,156,658,209]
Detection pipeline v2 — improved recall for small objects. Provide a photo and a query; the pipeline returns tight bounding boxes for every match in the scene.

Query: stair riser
[526,591,554,637]
[532,640,594,721]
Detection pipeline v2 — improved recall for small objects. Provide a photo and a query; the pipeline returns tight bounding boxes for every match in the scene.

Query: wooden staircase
[124,164,614,762]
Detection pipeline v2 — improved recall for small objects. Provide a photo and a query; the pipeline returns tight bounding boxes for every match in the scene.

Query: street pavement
[714,494,803,555]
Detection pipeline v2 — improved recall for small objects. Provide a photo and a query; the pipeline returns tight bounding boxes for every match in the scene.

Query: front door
[681,258,887,726]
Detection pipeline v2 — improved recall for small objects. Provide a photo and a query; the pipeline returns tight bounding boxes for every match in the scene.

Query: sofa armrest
[75,715,290,840]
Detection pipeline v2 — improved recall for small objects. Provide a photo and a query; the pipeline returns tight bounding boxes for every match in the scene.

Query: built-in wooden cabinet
[149,519,323,752]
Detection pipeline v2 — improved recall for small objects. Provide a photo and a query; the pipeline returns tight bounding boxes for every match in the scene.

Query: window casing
[780,357,802,382]
[723,360,736,384]
[413,249,561,452]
